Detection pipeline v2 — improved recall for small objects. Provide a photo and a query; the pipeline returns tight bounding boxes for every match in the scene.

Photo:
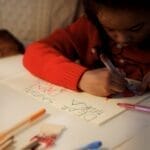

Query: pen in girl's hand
[99,53,139,94]
[100,54,123,76]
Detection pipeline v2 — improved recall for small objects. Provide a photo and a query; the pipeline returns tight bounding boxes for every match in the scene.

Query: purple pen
[100,54,118,73]
[100,54,140,95]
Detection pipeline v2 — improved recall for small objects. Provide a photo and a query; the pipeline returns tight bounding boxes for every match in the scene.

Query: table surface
[0,55,150,150]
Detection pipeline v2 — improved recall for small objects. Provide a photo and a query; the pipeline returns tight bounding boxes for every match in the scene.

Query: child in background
[23,0,150,97]
[0,29,24,58]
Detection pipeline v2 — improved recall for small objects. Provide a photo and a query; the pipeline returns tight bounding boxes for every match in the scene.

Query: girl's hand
[138,72,150,94]
[78,68,127,97]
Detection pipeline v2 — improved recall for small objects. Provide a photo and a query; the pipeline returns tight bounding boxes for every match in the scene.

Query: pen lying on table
[117,103,150,113]
[0,108,46,145]
[0,136,14,150]
[77,140,102,150]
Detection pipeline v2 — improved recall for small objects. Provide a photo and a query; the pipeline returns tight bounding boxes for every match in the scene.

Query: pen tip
[117,103,121,106]
[117,103,126,107]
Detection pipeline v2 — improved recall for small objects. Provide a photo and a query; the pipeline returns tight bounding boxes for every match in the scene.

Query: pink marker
[117,103,150,113]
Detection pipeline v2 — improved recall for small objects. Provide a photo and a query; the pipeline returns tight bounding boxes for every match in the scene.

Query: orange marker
[0,108,46,145]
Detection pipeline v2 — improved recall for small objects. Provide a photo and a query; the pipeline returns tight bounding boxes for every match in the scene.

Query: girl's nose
[114,32,131,44]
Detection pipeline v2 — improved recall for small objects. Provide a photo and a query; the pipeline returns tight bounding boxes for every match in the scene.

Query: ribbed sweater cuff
[60,64,87,91]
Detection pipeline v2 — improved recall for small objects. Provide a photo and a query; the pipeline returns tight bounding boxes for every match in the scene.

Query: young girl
[23,0,150,97]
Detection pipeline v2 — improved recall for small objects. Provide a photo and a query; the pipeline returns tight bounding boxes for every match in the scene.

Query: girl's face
[97,7,150,48]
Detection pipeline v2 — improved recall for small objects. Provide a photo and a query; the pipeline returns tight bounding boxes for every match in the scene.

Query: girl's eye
[108,29,114,32]
[129,23,144,32]
[105,28,114,32]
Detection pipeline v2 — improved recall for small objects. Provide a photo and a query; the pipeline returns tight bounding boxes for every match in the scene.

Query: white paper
[3,73,150,126]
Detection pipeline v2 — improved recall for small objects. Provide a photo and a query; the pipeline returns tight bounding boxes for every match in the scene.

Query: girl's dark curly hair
[83,0,149,54]
[83,0,149,19]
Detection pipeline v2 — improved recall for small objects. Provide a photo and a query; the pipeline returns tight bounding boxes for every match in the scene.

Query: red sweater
[23,16,150,90]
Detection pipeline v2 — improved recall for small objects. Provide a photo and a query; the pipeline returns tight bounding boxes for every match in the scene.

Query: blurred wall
[0,0,83,44]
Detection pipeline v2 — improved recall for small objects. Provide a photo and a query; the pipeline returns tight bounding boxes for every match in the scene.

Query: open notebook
[0,55,150,126]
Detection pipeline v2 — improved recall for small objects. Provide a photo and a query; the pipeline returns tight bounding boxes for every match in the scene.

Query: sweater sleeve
[23,16,90,90]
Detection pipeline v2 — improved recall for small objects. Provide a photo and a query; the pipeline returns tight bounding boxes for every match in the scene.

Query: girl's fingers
[109,73,127,93]
[138,73,150,94]
[109,80,126,93]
